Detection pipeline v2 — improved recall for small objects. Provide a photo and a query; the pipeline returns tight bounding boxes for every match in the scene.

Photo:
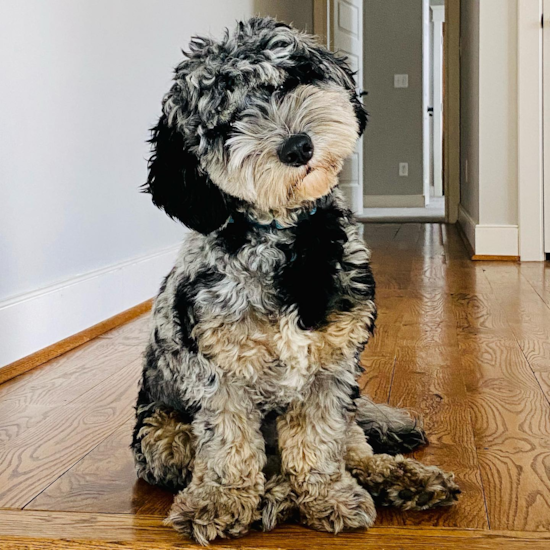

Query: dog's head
[145,17,367,234]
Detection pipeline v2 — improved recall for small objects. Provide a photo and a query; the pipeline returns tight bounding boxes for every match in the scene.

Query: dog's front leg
[167,385,265,545]
[277,372,376,533]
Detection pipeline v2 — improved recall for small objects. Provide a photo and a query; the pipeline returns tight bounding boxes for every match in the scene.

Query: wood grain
[0,300,152,385]
[377,300,488,529]
[0,511,549,550]
[26,420,174,517]
[0,339,142,447]
[99,314,151,347]
[0,360,142,508]
[452,292,550,531]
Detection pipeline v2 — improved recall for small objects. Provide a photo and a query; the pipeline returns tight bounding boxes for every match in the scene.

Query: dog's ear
[143,114,231,234]
[334,58,368,136]
[314,49,368,137]
[351,94,368,137]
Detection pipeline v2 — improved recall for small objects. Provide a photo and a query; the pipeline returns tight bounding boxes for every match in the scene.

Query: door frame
[444,0,460,224]
[431,5,445,199]
[315,0,461,224]
[518,0,545,261]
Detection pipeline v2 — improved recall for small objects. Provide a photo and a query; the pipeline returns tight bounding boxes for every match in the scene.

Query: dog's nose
[278,134,314,167]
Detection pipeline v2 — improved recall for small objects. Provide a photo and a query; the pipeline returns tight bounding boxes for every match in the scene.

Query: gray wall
[255,0,313,31]
[460,0,480,223]
[363,0,425,198]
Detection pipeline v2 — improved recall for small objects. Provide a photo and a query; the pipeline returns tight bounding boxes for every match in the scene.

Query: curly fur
[132,16,459,545]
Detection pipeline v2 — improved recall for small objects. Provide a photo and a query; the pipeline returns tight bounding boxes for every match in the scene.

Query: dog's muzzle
[278,133,314,167]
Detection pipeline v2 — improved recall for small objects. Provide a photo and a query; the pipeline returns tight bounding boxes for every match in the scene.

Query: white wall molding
[475,225,519,257]
[458,205,519,257]
[0,245,180,368]
[363,195,426,208]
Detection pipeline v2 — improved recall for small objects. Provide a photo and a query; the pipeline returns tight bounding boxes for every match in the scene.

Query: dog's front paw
[167,483,261,545]
[354,454,461,511]
[296,472,376,534]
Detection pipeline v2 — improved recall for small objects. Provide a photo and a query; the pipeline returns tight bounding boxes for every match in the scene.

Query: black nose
[278,133,314,167]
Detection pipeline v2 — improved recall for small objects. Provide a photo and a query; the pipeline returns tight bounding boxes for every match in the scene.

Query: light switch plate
[394,74,409,88]
[399,163,409,177]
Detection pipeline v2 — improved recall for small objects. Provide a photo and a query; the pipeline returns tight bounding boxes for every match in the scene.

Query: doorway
[314,0,460,223]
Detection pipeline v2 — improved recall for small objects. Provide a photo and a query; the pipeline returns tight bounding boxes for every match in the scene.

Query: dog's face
[145,17,367,234]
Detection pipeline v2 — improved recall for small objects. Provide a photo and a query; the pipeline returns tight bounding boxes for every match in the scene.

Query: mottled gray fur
[132,17,459,545]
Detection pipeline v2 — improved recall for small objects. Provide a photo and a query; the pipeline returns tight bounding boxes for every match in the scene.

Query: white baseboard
[476,225,519,256]
[363,195,426,208]
[458,205,519,256]
[0,244,181,368]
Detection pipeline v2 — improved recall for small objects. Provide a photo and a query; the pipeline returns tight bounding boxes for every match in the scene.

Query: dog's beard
[207,84,359,211]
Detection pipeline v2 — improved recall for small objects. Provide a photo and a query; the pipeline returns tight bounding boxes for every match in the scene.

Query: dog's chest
[191,250,372,403]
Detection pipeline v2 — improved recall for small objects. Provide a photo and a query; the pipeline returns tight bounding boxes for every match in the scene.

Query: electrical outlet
[394,74,409,88]
[399,163,409,177]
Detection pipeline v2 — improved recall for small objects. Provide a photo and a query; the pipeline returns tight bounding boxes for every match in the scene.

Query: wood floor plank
[0,360,141,508]
[452,293,550,531]
[1,511,549,550]
[99,315,151,347]
[375,299,488,529]
[0,338,142,406]
[26,420,139,514]
[0,340,142,450]
[26,420,174,516]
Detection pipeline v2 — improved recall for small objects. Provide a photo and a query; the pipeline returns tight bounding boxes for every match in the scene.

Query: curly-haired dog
[132,17,460,545]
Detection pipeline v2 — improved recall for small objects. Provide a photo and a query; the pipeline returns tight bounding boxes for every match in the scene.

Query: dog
[132,17,460,545]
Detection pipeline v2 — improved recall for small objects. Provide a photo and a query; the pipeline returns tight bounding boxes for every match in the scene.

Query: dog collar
[228,206,318,229]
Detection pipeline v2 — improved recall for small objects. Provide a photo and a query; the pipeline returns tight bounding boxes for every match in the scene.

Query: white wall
[0,0,312,367]
[478,0,518,227]
[363,0,425,203]
[459,0,519,255]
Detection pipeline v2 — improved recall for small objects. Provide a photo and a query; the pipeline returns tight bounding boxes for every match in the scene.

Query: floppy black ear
[336,59,368,136]
[143,114,231,234]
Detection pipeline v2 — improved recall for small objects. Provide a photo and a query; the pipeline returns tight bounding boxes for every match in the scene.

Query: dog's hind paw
[352,454,461,511]
[166,484,261,545]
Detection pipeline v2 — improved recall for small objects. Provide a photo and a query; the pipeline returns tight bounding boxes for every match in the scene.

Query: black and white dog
[132,17,459,545]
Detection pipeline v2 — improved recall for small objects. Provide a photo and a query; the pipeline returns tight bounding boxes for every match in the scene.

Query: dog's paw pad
[389,468,461,511]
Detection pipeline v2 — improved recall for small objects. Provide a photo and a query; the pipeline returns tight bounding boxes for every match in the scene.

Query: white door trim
[332,0,364,214]
[544,0,550,253]
[431,5,445,198]
[518,0,545,261]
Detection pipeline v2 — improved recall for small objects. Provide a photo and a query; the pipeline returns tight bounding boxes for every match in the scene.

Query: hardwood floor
[1,223,550,549]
